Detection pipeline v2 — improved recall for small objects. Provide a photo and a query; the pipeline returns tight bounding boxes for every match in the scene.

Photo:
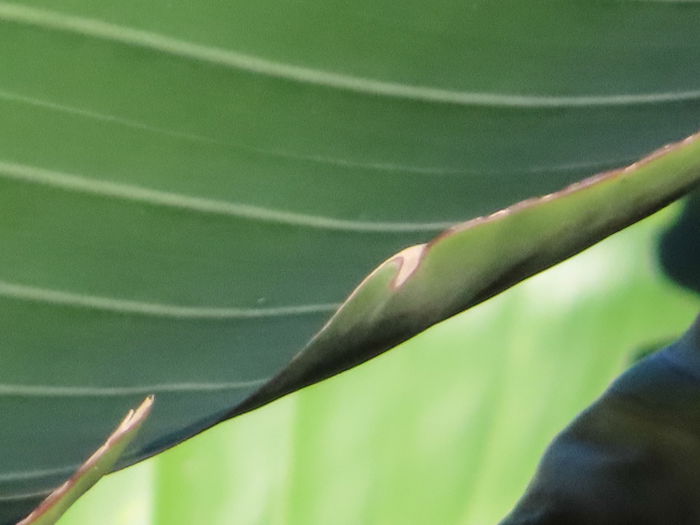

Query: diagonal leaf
[2,1,700,520]
[57,206,700,525]
[17,396,153,525]
[231,133,700,418]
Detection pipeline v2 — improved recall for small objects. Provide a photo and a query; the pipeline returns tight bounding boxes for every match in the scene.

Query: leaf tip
[17,396,154,525]
[390,244,427,289]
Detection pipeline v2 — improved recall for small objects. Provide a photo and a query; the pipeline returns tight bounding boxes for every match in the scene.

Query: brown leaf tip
[391,244,427,289]
[17,396,154,525]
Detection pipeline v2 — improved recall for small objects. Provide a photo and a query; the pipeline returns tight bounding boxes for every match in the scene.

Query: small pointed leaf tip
[18,396,154,525]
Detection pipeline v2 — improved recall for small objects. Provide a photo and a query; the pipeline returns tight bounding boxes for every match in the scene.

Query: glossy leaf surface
[1,1,699,521]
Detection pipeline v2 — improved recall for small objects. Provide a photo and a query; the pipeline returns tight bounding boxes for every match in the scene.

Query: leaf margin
[17,396,154,525]
[228,131,700,420]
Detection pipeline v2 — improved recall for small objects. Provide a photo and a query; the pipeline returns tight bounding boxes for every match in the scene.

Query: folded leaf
[17,396,153,525]
[230,132,700,417]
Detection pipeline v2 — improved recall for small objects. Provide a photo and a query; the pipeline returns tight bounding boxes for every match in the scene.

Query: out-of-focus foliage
[60,207,699,524]
[501,318,700,524]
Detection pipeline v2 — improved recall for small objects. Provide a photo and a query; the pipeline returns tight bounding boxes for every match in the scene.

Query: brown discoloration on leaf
[18,396,154,525]
[433,131,700,245]
[384,131,700,298]
[390,244,427,289]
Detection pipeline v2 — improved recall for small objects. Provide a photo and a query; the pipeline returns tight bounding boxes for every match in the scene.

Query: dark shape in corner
[629,339,673,365]
[500,314,700,525]
[659,190,700,294]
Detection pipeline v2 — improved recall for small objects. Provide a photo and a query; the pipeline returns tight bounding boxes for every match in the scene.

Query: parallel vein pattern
[0,162,455,233]
[0,280,338,318]
[1,1,699,523]
[0,2,699,108]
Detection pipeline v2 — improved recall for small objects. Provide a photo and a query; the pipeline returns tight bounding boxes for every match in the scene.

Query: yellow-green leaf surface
[1,0,699,522]
[18,397,152,525]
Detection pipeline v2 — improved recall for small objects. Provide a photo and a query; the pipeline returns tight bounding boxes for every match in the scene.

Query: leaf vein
[0,380,266,397]
[0,90,632,178]
[0,162,454,233]
[0,2,698,108]
[0,280,339,319]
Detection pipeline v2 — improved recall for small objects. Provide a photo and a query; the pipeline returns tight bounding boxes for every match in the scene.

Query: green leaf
[231,132,700,418]
[501,314,700,524]
[59,208,700,525]
[2,1,699,521]
[17,397,153,525]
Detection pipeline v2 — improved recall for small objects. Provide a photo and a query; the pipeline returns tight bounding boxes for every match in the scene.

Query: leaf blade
[2,0,700,513]
[232,132,700,417]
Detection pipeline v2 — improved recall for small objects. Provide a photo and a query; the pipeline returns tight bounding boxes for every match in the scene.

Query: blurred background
[59,203,699,524]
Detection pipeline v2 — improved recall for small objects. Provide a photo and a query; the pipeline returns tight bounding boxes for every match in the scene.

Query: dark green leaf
[61,209,700,525]
[659,190,700,295]
[1,1,699,520]
[232,132,700,419]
